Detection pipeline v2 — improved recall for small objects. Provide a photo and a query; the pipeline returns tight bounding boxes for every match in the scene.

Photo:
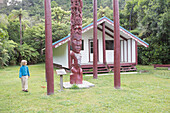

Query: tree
[51,6,70,23]
[0,28,17,67]
[16,43,40,64]
[97,6,113,19]
[82,17,93,27]
[119,0,138,30]
[51,1,58,8]
[23,23,45,55]
[9,9,28,45]
[119,0,170,64]
[52,21,70,42]
[22,0,44,16]
[0,0,22,15]
[136,0,170,64]
[7,19,20,43]
[0,14,9,29]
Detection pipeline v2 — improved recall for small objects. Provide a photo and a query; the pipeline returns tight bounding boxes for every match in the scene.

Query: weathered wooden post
[44,0,54,95]
[113,0,121,89]
[60,75,63,90]
[93,0,98,79]
[136,41,138,65]
[102,22,106,64]
[56,69,67,91]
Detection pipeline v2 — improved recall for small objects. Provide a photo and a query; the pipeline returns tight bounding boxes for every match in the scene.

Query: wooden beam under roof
[99,23,128,41]
[97,27,113,39]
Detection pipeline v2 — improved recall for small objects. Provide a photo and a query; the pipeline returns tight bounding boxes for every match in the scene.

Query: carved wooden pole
[44,0,54,95]
[70,0,83,84]
[93,0,98,79]
[113,0,121,89]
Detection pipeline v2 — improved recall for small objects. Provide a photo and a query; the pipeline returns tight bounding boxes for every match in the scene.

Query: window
[90,41,93,53]
[89,39,98,53]
[105,40,114,50]
[70,40,84,50]
[81,40,84,50]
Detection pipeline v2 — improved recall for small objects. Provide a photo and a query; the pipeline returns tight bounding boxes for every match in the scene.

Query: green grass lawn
[0,64,169,113]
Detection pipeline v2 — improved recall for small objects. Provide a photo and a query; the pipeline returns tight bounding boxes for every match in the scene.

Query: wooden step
[82,64,109,74]
[81,64,106,68]
[82,67,108,71]
[83,71,93,74]
[97,68,108,71]
[83,70,109,74]
[83,69,91,71]
[82,63,136,74]
[98,70,110,73]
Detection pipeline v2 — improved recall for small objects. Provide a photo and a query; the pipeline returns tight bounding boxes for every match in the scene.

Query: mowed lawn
[0,64,169,113]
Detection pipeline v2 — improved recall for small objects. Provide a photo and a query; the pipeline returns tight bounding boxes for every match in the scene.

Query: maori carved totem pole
[70,0,83,84]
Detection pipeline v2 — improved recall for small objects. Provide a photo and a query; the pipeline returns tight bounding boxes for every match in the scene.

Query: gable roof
[52,16,149,48]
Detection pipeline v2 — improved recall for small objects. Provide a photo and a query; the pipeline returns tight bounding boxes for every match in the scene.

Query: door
[89,39,98,62]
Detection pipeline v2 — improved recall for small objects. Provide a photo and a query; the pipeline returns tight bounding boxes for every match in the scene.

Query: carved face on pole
[71,33,82,54]
[71,0,79,6]
[74,25,82,35]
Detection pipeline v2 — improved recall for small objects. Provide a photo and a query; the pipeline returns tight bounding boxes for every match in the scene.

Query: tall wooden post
[93,0,98,79]
[44,0,54,95]
[135,41,138,65]
[102,22,106,64]
[113,0,121,89]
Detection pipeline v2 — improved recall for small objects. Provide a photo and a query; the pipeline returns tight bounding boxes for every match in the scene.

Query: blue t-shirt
[19,65,30,78]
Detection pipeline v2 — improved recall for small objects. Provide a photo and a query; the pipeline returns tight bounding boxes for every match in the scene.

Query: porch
[81,62,137,74]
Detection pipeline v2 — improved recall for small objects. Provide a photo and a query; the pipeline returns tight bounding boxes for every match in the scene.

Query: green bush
[16,43,40,64]
[138,37,170,65]
[0,28,17,68]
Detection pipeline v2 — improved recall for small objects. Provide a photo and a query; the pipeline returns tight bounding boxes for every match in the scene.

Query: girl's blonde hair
[21,60,27,67]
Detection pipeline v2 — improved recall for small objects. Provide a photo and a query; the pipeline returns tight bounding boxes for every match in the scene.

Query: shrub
[16,43,40,64]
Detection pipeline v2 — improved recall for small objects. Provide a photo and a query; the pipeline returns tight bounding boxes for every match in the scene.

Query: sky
[7,0,22,5]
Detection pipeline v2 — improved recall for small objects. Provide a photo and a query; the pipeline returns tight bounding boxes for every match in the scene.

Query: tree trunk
[129,4,136,31]
[19,15,22,45]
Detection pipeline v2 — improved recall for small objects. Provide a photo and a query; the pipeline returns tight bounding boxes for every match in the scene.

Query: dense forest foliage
[0,0,169,68]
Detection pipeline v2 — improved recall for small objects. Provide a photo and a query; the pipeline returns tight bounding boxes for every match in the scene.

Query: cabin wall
[81,30,90,63]
[121,40,123,62]
[123,40,127,62]
[132,40,136,63]
[82,29,103,63]
[105,38,136,64]
[81,29,136,64]
[53,43,68,68]
[122,39,136,63]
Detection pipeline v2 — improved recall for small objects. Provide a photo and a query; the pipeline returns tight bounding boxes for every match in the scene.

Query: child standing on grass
[19,60,30,92]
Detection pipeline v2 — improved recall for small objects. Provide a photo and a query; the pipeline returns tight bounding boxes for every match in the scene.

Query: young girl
[19,60,30,92]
